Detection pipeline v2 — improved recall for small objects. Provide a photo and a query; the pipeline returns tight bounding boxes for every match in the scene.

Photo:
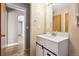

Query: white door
[1,3,8,56]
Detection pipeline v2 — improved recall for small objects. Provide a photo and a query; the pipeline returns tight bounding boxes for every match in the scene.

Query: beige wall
[45,4,53,32]
[30,4,53,55]
[30,4,45,56]
[69,4,79,56]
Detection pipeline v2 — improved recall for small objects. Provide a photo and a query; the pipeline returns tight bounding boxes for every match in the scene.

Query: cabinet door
[36,44,43,56]
[53,15,61,32]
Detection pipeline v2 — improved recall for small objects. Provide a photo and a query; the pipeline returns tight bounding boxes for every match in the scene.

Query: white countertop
[37,32,69,43]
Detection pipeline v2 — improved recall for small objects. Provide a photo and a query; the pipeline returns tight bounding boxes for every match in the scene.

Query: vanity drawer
[44,39,58,55]
[44,48,56,56]
[36,36,45,45]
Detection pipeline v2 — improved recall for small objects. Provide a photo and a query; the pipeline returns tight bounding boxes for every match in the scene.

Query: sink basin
[37,32,69,43]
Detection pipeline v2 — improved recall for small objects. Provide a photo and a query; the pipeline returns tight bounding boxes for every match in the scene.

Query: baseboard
[4,43,19,48]
[24,48,30,51]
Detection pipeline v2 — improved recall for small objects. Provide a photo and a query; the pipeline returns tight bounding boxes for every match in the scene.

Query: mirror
[52,3,69,32]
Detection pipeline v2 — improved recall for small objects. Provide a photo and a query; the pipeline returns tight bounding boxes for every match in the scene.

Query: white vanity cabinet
[36,32,69,56]
[43,38,68,56]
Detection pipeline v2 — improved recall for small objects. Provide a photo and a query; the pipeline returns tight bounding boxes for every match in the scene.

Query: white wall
[8,10,18,45]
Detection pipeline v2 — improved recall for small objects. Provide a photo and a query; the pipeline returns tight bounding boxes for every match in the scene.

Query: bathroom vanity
[36,32,69,56]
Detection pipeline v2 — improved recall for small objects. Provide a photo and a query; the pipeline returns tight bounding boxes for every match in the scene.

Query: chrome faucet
[51,33,56,36]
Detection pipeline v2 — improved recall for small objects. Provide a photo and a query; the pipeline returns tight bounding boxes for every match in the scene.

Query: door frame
[0,3,1,56]
[6,3,31,52]
[6,4,26,51]
[0,3,7,56]
[0,3,26,55]
[0,3,30,56]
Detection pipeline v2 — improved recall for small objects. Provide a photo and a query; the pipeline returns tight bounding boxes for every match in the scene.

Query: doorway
[6,5,25,56]
[0,3,30,56]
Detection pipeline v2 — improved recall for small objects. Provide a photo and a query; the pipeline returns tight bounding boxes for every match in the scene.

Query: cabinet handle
[47,53,51,56]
